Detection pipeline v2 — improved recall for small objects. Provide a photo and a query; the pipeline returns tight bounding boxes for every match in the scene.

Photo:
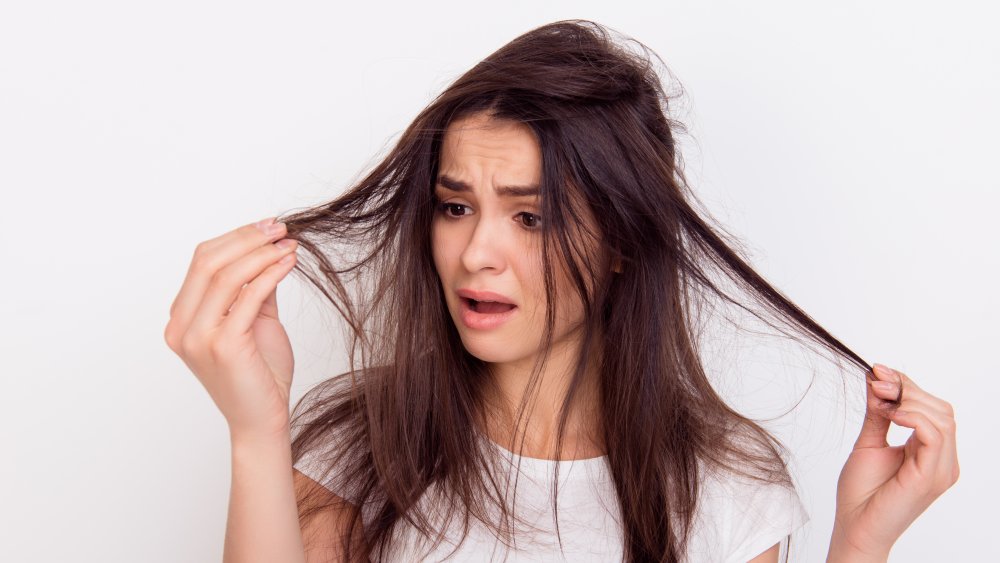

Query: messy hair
[280,19,868,562]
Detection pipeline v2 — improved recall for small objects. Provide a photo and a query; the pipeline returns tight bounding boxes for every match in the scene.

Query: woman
[164,20,959,562]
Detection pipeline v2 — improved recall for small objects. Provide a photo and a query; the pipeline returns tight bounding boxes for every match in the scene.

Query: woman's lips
[456,288,516,305]
[459,297,518,330]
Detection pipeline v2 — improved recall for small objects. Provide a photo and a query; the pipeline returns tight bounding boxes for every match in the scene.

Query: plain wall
[2,1,996,561]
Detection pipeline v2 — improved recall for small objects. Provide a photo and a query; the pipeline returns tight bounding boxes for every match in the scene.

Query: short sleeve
[289,379,366,505]
[718,474,809,563]
[685,470,810,563]
[293,441,345,495]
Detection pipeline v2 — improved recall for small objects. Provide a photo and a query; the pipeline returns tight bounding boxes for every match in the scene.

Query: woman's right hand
[164,217,300,440]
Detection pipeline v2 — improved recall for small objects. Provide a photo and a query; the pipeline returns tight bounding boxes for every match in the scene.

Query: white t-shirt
[294,434,809,562]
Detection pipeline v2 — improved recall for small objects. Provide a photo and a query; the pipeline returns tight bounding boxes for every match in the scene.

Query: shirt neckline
[486,436,608,462]
[479,432,611,483]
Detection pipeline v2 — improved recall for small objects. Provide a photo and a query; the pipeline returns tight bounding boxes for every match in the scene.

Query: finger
[885,395,955,448]
[869,378,903,404]
[188,237,298,335]
[887,409,944,475]
[874,364,954,418]
[170,217,277,314]
[870,378,955,441]
[170,218,284,322]
[224,251,297,334]
[871,363,903,402]
[259,286,280,321]
[891,391,959,483]
[169,219,287,330]
[894,370,955,419]
[855,374,892,449]
[872,364,959,484]
[198,217,280,256]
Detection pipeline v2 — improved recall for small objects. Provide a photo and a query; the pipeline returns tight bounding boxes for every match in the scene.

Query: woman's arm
[294,468,368,562]
[747,542,780,562]
[223,430,306,563]
[163,217,308,561]
[825,363,959,562]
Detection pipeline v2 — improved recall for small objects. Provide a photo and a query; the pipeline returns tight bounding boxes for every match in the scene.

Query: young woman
[164,20,959,562]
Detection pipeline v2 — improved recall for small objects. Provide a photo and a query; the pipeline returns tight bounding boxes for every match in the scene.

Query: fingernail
[873,363,895,380]
[265,221,286,236]
[255,217,276,232]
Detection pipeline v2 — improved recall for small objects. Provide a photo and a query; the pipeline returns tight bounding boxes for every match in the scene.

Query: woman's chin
[458,335,527,365]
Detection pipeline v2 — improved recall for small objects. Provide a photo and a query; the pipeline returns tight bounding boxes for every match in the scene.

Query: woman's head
[283,16,700,426]
[417,21,695,399]
[283,19,871,562]
[431,111,600,371]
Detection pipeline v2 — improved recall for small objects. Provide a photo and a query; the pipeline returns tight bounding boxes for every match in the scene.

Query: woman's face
[431,112,589,368]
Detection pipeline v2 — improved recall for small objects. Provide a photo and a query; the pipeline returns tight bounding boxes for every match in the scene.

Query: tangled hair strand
[282,19,870,563]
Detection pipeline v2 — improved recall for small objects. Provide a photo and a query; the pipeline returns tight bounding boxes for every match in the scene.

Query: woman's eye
[517,212,542,229]
[435,201,539,229]
[437,202,470,218]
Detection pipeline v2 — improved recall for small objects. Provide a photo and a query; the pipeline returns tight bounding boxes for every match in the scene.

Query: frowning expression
[430,112,588,368]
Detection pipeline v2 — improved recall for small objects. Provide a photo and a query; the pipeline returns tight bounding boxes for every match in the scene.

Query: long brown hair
[281,19,869,562]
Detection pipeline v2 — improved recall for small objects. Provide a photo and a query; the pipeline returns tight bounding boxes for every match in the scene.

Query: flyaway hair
[279,19,871,563]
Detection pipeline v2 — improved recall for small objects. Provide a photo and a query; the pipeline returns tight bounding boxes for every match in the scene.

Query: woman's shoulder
[290,371,374,505]
[697,464,806,517]
[291,369,376,424]
[687,463,810,563]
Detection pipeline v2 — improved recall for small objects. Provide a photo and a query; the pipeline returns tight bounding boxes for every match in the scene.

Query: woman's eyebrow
[436,174,540,198]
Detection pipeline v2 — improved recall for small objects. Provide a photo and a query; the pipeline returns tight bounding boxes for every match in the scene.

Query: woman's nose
[459,215,508,273]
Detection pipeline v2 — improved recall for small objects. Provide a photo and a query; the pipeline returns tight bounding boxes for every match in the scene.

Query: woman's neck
[481,331,605,460]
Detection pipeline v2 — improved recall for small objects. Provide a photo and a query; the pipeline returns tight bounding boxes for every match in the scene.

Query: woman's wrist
[229,423,293,452]
[228,409,292,444]
[827,546,889,563]
[826,527,891,563]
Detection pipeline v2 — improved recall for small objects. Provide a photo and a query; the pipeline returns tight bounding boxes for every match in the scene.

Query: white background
[2,1,996,561]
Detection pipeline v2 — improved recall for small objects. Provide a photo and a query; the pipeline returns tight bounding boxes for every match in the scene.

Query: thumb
[258,287,279,320]
[855,374,892,449]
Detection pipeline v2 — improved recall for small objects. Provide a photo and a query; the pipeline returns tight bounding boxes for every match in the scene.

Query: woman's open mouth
[460,297,518,330]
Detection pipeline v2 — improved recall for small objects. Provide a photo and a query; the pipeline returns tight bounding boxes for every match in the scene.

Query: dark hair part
[281,19,870,562]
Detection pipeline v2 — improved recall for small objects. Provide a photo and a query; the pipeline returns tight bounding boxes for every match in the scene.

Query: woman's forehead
[438,115,541,186]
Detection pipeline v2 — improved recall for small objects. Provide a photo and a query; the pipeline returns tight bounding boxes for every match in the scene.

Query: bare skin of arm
[223,432,306,563]
[164,217,316,561]
[167,220,956,562]
[220,429,365,563]
[747,542,780,563]
[294,468,367,563]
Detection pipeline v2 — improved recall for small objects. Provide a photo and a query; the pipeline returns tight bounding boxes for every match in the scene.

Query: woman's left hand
[827,363,959,562]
